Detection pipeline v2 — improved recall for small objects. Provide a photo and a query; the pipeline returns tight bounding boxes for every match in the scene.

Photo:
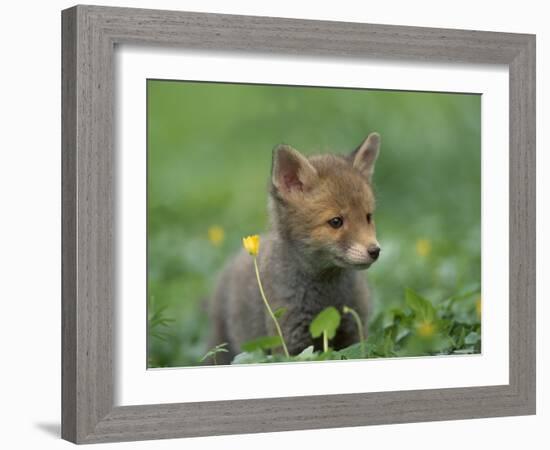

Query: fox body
[208,133,382,363]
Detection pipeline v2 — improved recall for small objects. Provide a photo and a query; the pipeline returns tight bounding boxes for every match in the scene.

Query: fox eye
[328,216,344,229]
[366,213,373,224]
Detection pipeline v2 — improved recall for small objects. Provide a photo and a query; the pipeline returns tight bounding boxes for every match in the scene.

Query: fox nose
[368,245,381,260]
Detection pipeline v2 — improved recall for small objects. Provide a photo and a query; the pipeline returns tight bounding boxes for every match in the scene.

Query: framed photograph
[61,5,536,444]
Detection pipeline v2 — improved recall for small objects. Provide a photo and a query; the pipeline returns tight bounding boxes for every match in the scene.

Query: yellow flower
[417,320,435,337]
[208,225,225,246]
[242,235,260,256]
[476,297,481,318]
[416,239,432,257]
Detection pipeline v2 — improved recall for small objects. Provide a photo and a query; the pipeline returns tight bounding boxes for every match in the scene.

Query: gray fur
[207,235,371,363]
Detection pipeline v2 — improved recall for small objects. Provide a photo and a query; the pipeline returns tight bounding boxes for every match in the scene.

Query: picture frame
[61,4,536,444]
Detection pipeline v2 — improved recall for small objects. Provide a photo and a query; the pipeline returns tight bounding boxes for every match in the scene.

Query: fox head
[269,133,381,271]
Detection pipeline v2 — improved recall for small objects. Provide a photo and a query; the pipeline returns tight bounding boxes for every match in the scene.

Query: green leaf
[395,328,411,344]
[273,307,287,320]
[309,306,341,340]
[298,345,315,357]
[405,288,436,322]
[335,341,375,359]
[453,347,476,354]
[241,335,283,352]
[447,285,481,302]
[294,345,317,361]
[199,343,229,362]
[454,326,466,348]
[464,331,481,345]
[231,350,267,365]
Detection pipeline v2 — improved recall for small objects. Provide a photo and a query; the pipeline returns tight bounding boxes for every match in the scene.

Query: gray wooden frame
[61,4,536,444]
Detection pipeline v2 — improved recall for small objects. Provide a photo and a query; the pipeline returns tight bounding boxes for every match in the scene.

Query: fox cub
[208,133,381,363]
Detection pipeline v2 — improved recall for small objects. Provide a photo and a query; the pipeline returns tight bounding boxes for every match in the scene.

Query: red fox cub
[208,133,381,363]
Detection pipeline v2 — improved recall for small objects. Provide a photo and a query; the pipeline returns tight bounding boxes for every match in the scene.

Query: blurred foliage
[230,289,481,364]
[146,80,481,368]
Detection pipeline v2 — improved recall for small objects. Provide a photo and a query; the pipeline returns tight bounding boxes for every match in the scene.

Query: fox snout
[367,244,381,260]
[344,242,381,268]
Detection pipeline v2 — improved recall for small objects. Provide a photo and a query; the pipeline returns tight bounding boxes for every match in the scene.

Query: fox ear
[351,132,381,182]
[272,144,318,194]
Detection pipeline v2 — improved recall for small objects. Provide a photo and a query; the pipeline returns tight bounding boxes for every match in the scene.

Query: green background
[147,80,481,368]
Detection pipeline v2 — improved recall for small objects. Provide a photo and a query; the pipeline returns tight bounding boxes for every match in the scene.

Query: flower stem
[253,257,290,357]
[344,305,366,357]
[322,330,328,353]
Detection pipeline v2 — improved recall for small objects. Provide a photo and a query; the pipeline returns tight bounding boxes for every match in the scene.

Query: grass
[146,80,481,368]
